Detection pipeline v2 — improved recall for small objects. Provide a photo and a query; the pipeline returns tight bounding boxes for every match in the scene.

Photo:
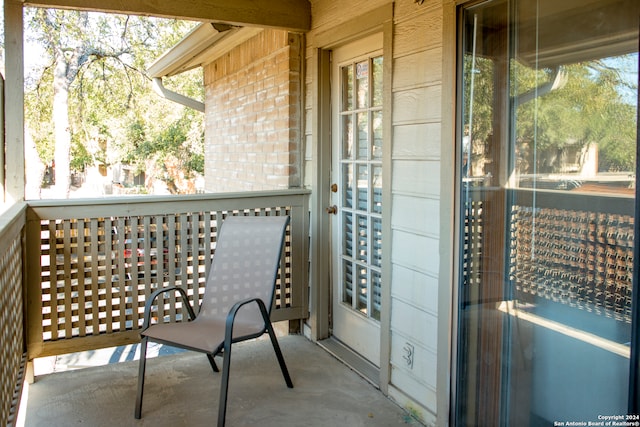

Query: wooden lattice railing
[25,190,309,359]
[0,203,27,427]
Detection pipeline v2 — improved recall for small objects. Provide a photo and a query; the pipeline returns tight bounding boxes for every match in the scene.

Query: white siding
[393,122,442,160]
[392,229,439,275]
[393,86,442,124]
[392,160,440,198]
[390,300,439,414]
[393,48,443,90]
[388,1,444,420]
[390,337,438,400]
[392,194,440,237]
[391,264,439,315]
[391,299,438,354]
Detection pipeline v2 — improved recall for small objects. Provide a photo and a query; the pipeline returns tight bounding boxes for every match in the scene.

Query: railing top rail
[0,201,27,228]
[0,202,27,256]
[26,189,311,219]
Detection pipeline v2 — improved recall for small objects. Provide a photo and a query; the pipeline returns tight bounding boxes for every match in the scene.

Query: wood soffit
[20,0,311,32]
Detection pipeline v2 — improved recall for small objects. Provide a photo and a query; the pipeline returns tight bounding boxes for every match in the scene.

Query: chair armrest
[224,297,271,341]
[141,286,197,331]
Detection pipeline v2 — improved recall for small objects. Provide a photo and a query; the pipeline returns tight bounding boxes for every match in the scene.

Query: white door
[330,33,383,366]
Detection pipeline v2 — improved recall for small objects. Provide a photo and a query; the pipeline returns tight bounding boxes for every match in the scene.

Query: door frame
[308,3,393,391]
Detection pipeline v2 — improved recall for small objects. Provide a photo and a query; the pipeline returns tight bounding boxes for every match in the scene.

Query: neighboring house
[4,0,640,425]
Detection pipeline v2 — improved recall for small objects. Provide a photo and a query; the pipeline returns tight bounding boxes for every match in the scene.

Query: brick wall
[203,29,302,192]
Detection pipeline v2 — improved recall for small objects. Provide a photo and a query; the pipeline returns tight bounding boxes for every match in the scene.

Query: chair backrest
[197,215,290,325]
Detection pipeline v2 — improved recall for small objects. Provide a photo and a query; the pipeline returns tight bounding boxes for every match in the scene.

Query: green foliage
[69,138,92,172]
[128,110,204,178]
[186,152,205,175]
[23,7,204,194]
[127,119,146,150]
[24,64,55,163]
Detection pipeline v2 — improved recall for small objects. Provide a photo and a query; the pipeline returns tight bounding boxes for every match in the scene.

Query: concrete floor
[19,335,420,427]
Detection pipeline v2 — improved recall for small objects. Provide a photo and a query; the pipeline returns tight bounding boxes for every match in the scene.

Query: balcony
[0,190,410,426]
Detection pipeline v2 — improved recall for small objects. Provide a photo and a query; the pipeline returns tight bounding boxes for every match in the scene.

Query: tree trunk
[52,54,72,198]
[24,128,46,199]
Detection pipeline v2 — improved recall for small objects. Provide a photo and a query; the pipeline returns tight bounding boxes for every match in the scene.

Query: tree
[24,8,201,197]
[123,109,204,194]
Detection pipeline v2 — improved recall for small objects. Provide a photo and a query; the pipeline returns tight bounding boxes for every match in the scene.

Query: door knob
[326,205,338,215]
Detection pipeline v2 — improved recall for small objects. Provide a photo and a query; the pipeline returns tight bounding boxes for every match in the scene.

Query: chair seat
[142,317,265,354]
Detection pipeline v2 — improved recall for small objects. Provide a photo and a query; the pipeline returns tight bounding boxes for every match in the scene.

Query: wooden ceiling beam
[21,0,311,31]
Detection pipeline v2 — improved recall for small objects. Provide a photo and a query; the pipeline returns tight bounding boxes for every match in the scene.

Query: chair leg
[217,335,233,427]
[207,354,219,373]
[134,336,149,419]
[265,321,294,388]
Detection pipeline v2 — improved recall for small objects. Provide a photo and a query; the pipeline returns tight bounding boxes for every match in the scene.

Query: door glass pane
[372,217,382,268]
[342,65,354,111]
[356,264,368,314]
[356,164,368,211]
[343,212,353,258]
[372,56,383,107]
[343,163,353,208]
[342,114,354,159]
[372,110,383,160]
[456,0,639,425]
[357,112,369,160]
[356,60,369,109]
[343,259,353,306]
[343,210,354,303]
[371,270,381,321]
[372,165,382,214]
[356,214,368,263]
